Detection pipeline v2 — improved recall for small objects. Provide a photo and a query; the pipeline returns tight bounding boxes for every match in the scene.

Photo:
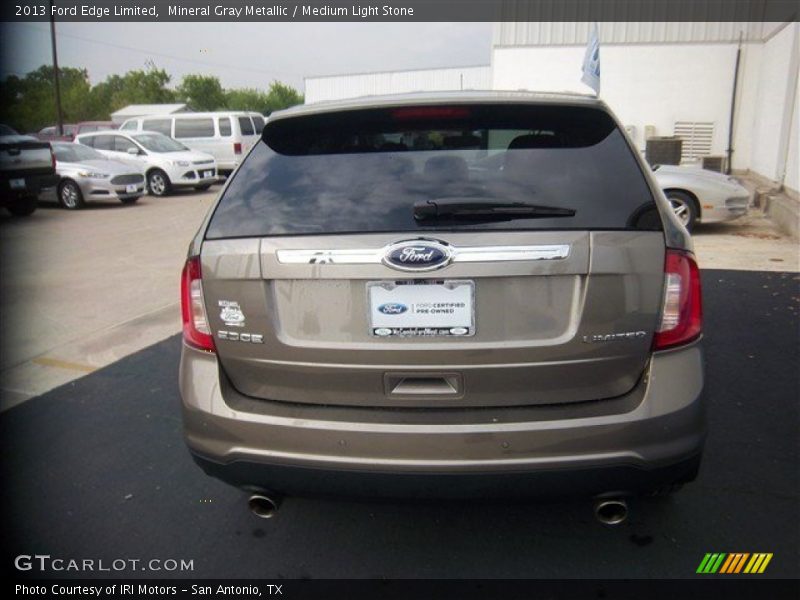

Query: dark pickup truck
[1,124,58,216]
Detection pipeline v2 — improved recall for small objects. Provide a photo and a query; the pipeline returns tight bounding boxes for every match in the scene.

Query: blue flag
[581,22,601,95]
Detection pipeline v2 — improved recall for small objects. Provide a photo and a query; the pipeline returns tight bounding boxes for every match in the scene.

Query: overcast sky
[0,22,493,92]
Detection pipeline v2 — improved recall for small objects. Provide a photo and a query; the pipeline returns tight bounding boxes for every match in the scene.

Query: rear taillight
[653,249,702,351]
[50,147,56,170]
[233,142,242,155]
[181,256,215,352]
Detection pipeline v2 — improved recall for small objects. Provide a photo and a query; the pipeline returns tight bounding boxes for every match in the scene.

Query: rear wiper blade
[414,198,576,221]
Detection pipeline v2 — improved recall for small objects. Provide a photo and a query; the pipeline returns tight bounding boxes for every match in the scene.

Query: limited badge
[219,300,246,327]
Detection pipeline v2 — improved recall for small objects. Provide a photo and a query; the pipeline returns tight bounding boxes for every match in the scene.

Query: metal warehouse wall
[304,66,492,104]
[492,21,784,46]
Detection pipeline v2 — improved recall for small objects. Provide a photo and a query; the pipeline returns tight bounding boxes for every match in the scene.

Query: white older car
[653,165,751,231]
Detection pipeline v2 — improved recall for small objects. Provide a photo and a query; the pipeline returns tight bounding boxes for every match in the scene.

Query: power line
[15,23,303,80]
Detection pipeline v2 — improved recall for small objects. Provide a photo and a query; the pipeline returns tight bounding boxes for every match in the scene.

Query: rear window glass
[175,118,214,138]
[218,117,232,137]
[206,104,659,239]
[238,116,255,136]
[251,115,265,134]
[143,119,172,136]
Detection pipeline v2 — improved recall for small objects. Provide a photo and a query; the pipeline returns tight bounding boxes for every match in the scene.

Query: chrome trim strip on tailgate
[276,245,571,265]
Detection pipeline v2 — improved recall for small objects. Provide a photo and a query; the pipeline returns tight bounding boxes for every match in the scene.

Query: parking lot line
[31,357,96,373]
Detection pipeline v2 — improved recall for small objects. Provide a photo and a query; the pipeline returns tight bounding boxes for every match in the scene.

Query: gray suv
[179,92,704,522]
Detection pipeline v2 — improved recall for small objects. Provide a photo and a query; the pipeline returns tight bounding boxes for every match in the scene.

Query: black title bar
[2,0,799,22]
[8,579,800,599]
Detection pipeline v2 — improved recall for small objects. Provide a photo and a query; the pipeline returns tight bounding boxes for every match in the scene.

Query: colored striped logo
[696,553,773,574]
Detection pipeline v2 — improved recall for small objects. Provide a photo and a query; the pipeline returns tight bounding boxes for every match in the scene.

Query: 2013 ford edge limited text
[178,92,705,522]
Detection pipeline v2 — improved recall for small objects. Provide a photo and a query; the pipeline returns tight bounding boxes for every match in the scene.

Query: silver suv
[179,92,704,522]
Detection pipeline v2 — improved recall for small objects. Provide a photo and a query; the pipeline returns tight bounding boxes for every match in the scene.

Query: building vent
[674,121,714,163]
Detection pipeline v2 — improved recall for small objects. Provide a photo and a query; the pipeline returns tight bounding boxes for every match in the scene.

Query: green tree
[264,81,304,114]
[107,64,175,112]
[0,65,92,132]
[177,74,226,111]
[223,87,269,113]
[0,63,305,134]
[86,75,125,120]
[223,81,303,115]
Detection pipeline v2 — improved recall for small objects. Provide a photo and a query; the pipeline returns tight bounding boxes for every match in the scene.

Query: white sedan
[653,165,751,231]
[75,131,217,197]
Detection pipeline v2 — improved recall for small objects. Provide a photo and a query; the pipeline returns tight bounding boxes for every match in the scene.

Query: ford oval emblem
[378,303,408,315]
[383,240,452,272]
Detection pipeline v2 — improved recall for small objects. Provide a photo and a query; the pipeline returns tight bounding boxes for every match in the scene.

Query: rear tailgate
[201,230,663,408]
[0,137,54,179]
[200,101,666,408]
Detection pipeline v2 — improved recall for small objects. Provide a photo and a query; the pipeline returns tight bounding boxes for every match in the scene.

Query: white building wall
[785,73,800,193]
[305,66,492,103]
[729,43,763,172]
[748,22,799,185]
[492,44,739,156]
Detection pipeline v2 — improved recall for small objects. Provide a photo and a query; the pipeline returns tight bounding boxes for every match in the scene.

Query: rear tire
[6,194,38,216]
[147,169,171,197]
[58,180,85,210]
[666,190,698,231]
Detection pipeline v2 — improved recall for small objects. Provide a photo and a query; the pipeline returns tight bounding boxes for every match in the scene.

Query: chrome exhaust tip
[594,498,628,525]
[248,494,280,519]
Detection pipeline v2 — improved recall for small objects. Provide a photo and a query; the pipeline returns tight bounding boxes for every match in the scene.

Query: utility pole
[49,0,64,136]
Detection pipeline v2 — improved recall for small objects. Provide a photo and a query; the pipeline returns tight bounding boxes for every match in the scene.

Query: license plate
[9,178,25,190]
[125,184,137,193]
[202,170,214,178]
[368,280,475,337]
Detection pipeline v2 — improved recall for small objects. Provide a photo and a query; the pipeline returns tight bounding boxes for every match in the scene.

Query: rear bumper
[179,342,706,497]
[0,173,59,201]
[191,451,702,499]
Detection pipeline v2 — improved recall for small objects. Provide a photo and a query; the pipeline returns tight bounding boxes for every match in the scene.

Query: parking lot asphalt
[0,188,217,408]
[1,268,798,579]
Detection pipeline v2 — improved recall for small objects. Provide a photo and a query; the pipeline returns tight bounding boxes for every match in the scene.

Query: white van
[119,112,264,175]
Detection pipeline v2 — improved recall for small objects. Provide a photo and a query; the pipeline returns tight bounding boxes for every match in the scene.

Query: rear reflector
[233,142,242,155]
[181,256,215,352]
[653,249,702,351]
